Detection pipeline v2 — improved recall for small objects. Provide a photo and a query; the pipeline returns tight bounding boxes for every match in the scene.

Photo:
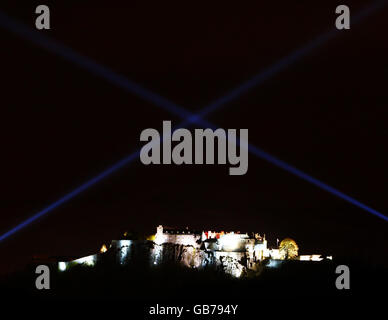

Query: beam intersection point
[0,1,387,242]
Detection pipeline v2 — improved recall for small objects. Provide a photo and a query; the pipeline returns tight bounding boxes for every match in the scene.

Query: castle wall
[164,234,201,247]
[58,226,274,278]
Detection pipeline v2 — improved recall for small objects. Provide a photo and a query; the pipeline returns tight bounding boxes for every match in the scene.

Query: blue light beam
[0,151,140,242]
[0,11,193,121]
[195,0,388,119]
[0,2,386,242]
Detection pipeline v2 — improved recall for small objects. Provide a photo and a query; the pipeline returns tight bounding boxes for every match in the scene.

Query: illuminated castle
[58,225,329,277]
[152,225,272,276]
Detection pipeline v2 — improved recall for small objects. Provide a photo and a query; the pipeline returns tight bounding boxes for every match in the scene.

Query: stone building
[57,225,328,277]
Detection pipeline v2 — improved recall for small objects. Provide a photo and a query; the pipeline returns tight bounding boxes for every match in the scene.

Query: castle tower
[156,225,163,236]
[155,225,165,245]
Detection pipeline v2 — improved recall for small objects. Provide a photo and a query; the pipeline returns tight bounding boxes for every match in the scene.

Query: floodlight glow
[267,260,282,268]
[219,233,240,251]
[119,240,132,264]
[154,234,166,245]
[58,262,67,271]
[299,255,311,261]
[74,254,96,266]
[233,268,243,278]
[269,249,282,260]
[311,255,323,261]
[100,244,107,253]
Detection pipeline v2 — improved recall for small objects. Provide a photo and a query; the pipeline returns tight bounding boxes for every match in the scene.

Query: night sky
[0,1,387,275]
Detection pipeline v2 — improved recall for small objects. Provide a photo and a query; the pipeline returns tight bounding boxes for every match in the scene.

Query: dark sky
[0,1,387,275]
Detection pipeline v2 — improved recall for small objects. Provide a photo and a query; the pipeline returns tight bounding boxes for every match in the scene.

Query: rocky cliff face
[108,240,247,277]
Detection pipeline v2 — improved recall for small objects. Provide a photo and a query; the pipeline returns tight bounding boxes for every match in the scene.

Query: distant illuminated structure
[154,225,201,246]
[58,254,97,272]
[57,225,329,277]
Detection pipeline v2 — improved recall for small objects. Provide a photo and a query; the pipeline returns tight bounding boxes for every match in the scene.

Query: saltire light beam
[0,1,387,242]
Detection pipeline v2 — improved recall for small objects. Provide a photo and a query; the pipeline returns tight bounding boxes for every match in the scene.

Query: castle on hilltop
[58,225,330,277]
[152,225,274,276]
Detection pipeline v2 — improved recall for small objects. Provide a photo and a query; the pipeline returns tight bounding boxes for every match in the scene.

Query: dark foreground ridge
[1,256,386,301]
